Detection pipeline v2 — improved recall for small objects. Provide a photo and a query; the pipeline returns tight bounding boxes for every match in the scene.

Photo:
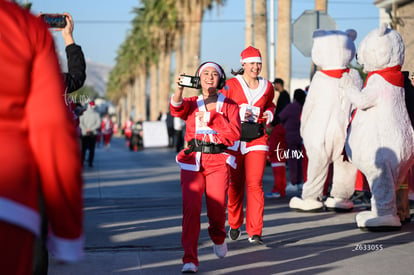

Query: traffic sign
[292,10,337,57]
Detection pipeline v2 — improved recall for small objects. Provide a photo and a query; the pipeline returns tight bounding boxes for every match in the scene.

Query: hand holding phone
[41,14,67,28]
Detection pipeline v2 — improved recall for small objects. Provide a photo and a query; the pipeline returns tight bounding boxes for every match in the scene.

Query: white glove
[264,110,273,125]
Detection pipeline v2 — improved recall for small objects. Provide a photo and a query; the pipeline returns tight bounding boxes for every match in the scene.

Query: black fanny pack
[240,122,264,142]
[184,139,226,155]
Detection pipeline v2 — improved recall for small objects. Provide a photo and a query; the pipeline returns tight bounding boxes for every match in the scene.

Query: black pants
[174,130,184,152]
[81,134,97,166]
[32,189,48,275]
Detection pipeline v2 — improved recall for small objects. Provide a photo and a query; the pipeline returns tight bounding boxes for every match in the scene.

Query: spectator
[174,116,185,152]
[123,117,134,148]
[278,89,307,192]
[0,2,84,274]
[101,113,114,150]
[272,78,291,126]
[80,101,101,167]
[265,77,291,199]
[33,11,86,275]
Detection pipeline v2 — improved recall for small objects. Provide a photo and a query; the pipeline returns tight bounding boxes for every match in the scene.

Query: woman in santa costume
[0,1,84,274]
[221,46,275,245]
[101,113,114,149]
[170,62,240,273]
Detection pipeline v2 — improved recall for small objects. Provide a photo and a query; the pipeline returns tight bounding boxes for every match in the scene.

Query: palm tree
[254,0,268,79]
[245,0,254,47]
[276,0,291,91]
[107,0,226,123]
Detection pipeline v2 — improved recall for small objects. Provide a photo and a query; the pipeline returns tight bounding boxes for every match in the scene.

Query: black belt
[184,139,226,155]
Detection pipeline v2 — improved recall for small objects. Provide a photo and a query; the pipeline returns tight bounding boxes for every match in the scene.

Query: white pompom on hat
[240,46,262,64]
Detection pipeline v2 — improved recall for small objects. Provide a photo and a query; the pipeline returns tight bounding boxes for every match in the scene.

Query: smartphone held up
[179,75,200,89]
[41,14,67,28]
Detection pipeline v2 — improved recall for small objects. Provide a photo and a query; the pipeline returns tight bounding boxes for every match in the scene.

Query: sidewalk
[49,137,414,275]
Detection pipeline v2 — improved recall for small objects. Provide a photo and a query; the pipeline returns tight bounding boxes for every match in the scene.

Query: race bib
[195,111,215,134]
[240,104,260,123]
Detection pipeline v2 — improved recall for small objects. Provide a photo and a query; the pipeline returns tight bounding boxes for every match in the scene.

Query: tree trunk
[276,0,291,93]
[183,0,202,98]
[149,63,159,121]
[254,0,268,79]
[245,0,254,47]
[159,50,172,115]
[137,73,147,121]
[118,97,126,127]
[175,1,185,74]
[127,82,134,121]
[133,74,145,121]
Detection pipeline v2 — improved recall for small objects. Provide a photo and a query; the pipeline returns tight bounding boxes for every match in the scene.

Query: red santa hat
[240,46,262,64]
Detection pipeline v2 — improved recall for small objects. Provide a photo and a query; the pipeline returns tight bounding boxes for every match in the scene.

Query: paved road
[49,137,414,275]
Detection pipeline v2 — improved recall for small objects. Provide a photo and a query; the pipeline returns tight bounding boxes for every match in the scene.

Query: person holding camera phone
[60,12,86,94]
[33,12,87,275]
[0,2,84,274]
[170,62,241,273]
[221,46,275,245]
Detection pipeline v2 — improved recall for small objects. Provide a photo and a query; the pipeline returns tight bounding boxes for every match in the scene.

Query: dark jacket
[278,101,303,146]
[64,43,86,93]
[272,90,290,126]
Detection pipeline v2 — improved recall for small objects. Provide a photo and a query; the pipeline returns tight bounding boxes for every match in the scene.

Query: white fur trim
[0,197,40,236]
[170,97,182,107]
[227,140,240,151]
[241,57,262,64]
[198,62,223,78]
[236,75,267,106]
[240,142,268,155]
[47,231,85,262]
[271,162,286,168]
[224,153,237,169]
[176,152,201,171]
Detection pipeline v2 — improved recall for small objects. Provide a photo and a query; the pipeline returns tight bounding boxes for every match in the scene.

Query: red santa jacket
[0,1,83,262]
[123,119,133,136]
[101,117,114,135]
[221,75,275,154]
[170,93,241,170]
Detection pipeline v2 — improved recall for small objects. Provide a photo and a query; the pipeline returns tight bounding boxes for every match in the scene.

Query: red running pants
[180,153,229,266]
[227,150,267,237]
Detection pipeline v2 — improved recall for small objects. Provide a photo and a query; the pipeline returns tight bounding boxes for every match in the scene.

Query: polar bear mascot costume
[289,29,362,212]
[340,24,414,231]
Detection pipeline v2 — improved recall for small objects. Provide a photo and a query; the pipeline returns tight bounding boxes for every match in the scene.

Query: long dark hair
[231,68,244,76]
[294,89,307,106]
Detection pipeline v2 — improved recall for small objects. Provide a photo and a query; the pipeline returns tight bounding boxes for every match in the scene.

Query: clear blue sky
[30,0,379,78]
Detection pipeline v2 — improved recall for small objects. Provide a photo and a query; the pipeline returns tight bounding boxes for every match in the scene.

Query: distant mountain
[58,53,112,97]
[85,61,112,97]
